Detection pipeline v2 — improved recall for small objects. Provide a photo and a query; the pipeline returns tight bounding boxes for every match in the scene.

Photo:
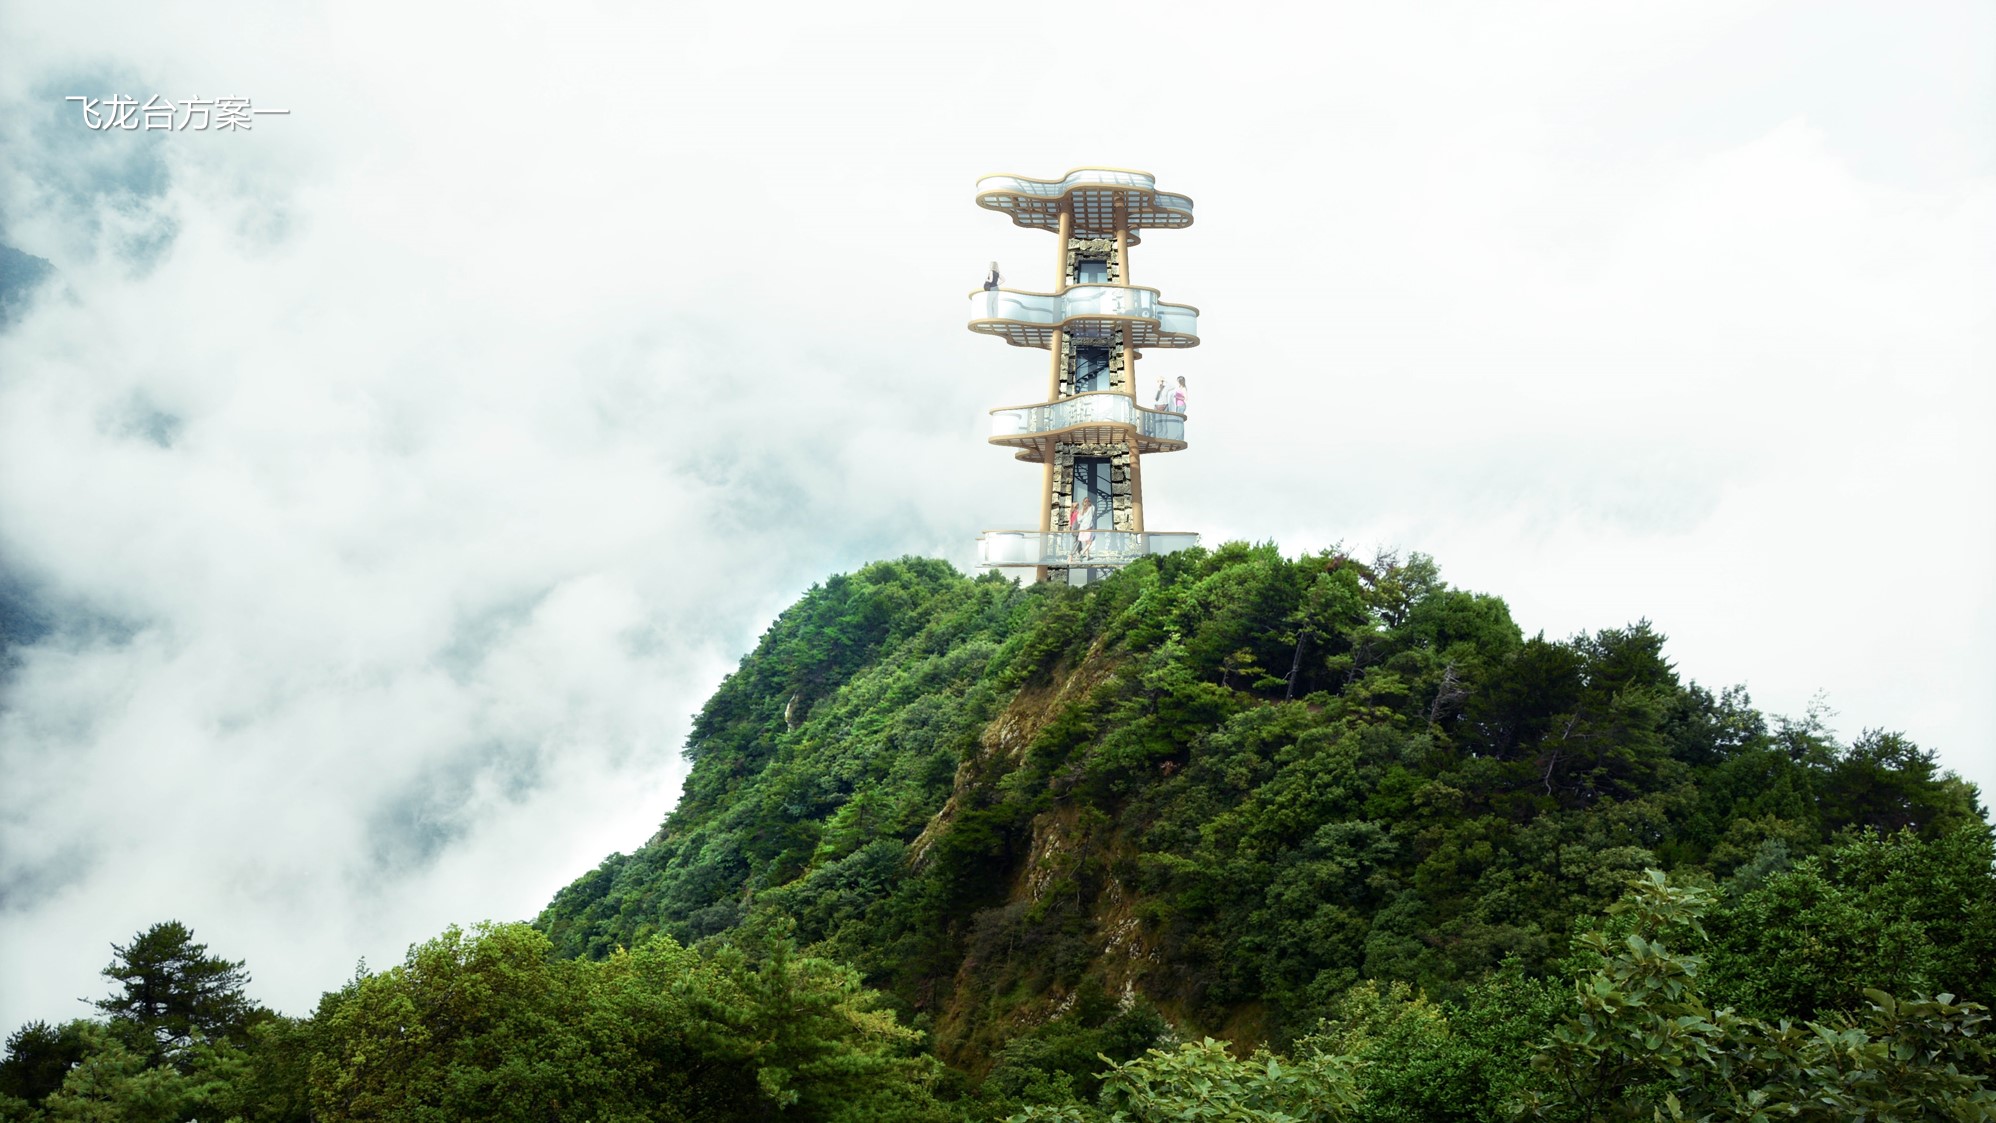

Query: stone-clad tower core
[970,168,1202,585]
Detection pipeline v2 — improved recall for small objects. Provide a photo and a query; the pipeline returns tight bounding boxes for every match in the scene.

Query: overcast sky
[2,1,1991,1030]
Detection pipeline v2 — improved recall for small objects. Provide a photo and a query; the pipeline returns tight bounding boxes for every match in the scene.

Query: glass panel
[1065,458,1110,563]
[969,287,1199,349]
[975,531,1203,568]
[1076,258,1111,284]
[1073,457,1112,525]
[1074,347,1110,392]
[987,393,1186,444]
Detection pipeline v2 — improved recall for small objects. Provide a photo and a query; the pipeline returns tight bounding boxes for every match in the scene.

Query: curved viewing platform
[976,168,1194,237]
[989,391,1186,457]
[969,286,1199,349]
[977,529,1202,569]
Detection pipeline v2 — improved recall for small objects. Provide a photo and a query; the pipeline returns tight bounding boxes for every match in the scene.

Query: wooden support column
[1118,203,1138,405]
[1039,452,1057,535]
[1128,441,1146,533]
[1054,210,1072,293]
[1047,328,1063,401]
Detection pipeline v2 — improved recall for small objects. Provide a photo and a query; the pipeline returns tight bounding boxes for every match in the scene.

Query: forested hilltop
[7,547,1994,1121]
[534,548,1995,1114]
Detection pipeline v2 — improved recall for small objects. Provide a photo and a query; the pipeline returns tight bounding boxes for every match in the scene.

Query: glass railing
[976,530,1202,568]
[969,286,1199,347]
[989,391,1186,444]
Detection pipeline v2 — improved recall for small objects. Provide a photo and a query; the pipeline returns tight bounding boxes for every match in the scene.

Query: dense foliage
[1000,871,1996,1122]
[6,549,1992,1120]
[538,550,1988,1059]
[304,922,947,1122]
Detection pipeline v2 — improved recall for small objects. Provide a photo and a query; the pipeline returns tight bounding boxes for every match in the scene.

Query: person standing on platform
[1071,497,1096,559]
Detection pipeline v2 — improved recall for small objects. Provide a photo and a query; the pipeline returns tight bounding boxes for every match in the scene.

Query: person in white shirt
[1070,497,1097,559]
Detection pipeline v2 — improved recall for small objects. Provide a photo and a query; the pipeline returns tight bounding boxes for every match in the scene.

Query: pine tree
[93,921,255,1060]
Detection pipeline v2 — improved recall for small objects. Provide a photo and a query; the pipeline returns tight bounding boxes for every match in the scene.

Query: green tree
[980,984,1169,1109]
[1817,729,1984,838]
[1297,975,1565,1123]
[0,1020,92,1116]
[225,1015,318,1123]
[1705,823,1996,1018]
[308,922,945,1122]
[1009,1037,1362,1123]
[28,1023,240,1123]
[94,922,256,1062]
[1530,868,1996,1121]
[308,922,620,1121]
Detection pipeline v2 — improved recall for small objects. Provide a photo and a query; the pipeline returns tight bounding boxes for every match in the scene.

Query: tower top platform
[975,167,1194,238]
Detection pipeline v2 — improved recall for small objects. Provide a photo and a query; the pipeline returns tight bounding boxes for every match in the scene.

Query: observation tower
[971,168,1201,584]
